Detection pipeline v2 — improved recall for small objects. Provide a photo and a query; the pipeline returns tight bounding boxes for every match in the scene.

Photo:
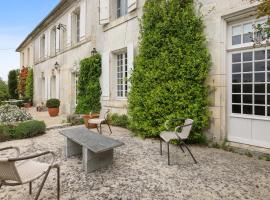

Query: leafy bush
[25,68,33,103]
[8,69,19,99]
[0,104,32,123]
[18,67,28,97]
[108,113,129,128]
[76,54,102,114]
[46,99,60,108]
[128,0,211,143]
[67,114,84,125]
[0,124,11,142]
[0,78,9,101]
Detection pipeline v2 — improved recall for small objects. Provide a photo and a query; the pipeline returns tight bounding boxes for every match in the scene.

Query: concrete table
[60,126,124,172]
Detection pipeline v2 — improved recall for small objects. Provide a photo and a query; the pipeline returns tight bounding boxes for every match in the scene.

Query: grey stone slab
[65,138,82,157]
[60,126,124,153]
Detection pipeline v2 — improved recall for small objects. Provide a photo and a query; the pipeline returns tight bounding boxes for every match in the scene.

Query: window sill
[103,12,138,32]
[230,113,270,121]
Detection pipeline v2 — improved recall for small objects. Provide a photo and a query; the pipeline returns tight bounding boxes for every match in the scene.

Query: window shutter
[80,0,86,40]
[67,13,72,46]
[44,33,48,58]
[128,0,137,13]
[102,51,110,100]
[99,0,109,25]
[47,31,51,57]
[56,28,60,52]
[127,42,134,91]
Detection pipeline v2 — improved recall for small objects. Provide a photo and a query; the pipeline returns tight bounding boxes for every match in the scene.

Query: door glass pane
[255,84,265,93]
[267,50,270,59]
[232,84,241,93]
[232,74,241,83]
[243,73,252,82]
[268,84,270,93]
[232,95,241,103]
[232,64,241,72]
[243,62,252,72]
[255,106,265,115]
[268,61,270,71]
[255,50,265,60]
[243,105,253,114]
[232,105,241,113]
[232,26,242,45]
[243,95,252,104]
[268,95,270,105]
[255,73,265,82]
[255,61,265,71]
[268,72,270,82]
[268,107,270,116]
[243,84,252,93]
[255,95,265,104]
[232,53,241,63]
[243,52,253,61]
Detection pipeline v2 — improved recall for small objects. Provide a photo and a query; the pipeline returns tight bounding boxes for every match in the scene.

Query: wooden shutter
[67,13,72,46]
[127,42,134,91]
[99,0,109,25]
[102,51,110,100]
[128,0,137,13]
[80,0,86,40]
[56,28,60,52]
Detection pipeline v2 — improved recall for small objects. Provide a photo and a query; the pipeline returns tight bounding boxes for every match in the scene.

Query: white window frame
[228,17,270,120]
[72,8,80,44]
[116,51,128,98]
[40,34,46,59]
[50,27,57,56]
[117,0,128,18]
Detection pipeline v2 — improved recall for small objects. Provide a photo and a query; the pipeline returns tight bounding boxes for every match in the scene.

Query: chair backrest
[0,159,21,183]
[177,119,193,140]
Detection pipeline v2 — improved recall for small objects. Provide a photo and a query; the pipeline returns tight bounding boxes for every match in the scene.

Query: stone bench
[60,126,124,172]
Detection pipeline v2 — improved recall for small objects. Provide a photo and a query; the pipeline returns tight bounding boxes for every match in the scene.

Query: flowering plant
[0,104,32,124]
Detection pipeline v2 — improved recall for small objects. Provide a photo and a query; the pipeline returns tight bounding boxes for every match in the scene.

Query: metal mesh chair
[88,110,112,135]
[160,118,197,165]
[0,146,60,200]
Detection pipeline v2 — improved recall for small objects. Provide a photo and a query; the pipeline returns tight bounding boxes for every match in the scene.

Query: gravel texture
[0,126,270,200]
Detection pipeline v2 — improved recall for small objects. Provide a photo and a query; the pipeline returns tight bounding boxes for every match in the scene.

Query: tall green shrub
[25,68,33,102]
[128,0,211,142]
[0,78,9,101]
[8,69,19,99]
[76,54,102,114]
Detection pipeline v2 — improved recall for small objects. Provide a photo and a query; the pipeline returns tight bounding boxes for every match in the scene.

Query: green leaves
[128,0,211,143]
[76,54,102,114]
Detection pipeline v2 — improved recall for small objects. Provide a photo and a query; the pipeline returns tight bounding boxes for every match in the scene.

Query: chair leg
[167,143,170,165]
[160,139,162,155]
[107,123,113,135]
[56,165,60,200]
[182,143,197,164]
[96,125,99,133]
[179,144,185,153]
[99,124,102,134]
[0,182,3,189]
[29,181,32,195]
[34,168,51,200]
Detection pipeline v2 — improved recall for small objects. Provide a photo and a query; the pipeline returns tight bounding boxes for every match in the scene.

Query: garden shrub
[8,69,19,99]
[46,98,60,108]
[108,113,129,128]
[67,114,84,125]
[18,67,28,97]
[76,54,102,114]
[25,68,34,103]
[0,78,9,101]
[0,104,32,123]
[128,0,211,143]
[0,124,11,142]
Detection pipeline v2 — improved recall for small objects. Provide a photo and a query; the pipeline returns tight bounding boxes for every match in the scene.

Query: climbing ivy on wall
[128,0,211,143]
[25,68,34,103]
[76,54,102,114]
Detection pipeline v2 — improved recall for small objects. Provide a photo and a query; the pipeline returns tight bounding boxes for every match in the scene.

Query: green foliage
[0,104,32,123]
[128,0,211,143]
[8,70,19,99]
[0,120,45,141]
[76,54,102,114]
[67,114,84,125]
[108,113,129,128]
[25,68,34,103]
[46,98,60,108]
[0,78,9,101]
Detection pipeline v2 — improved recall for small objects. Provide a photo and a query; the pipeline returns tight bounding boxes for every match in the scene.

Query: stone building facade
[17,0,270,149]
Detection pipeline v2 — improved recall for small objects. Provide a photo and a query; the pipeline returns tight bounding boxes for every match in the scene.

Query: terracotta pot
[83,114,100,129]
[48,108,59,117]
[24,103,32,108]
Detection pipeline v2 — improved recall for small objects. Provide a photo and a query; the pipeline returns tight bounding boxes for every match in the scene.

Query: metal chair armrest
[0,146,20,157]
[9,151,56,166]
[165,118,186,130]
[174,122,193,132]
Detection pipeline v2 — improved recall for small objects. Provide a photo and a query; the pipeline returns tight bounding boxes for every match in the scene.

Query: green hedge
[128,0,211,143]
[76,54,102,114]
[46,99,60,108]
[108,113,129,129]
[0,120,46,141]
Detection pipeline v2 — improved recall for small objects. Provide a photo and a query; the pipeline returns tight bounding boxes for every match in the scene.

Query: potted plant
[22,97,31,108]
[46,98,60,117]
[82,111,100,129]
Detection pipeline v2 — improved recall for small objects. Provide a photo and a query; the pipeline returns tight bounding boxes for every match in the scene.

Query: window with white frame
[72,8,80,44]
[40,34,46,59]
[117,52,128,97]
[117,0,128,18]
[50,27,56,56]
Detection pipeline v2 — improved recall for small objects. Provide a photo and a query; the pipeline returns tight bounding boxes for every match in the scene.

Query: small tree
[76,54,102,114]
[18,66,28,98]
[128,0,211,142]
[25,68,34,103]
[0,78,9,101]
[8,69,19,99]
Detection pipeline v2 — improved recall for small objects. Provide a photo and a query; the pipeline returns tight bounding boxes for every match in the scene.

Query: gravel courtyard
[0,126,270,200]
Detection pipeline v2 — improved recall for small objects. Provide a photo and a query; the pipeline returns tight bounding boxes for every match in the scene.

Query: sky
[0,0,60,81]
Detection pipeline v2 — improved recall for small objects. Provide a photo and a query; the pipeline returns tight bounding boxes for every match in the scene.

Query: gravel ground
[0,126,270,200]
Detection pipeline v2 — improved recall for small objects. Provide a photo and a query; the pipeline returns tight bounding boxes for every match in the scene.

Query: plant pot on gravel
[83,113,99,129]
[46,98,60,117]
